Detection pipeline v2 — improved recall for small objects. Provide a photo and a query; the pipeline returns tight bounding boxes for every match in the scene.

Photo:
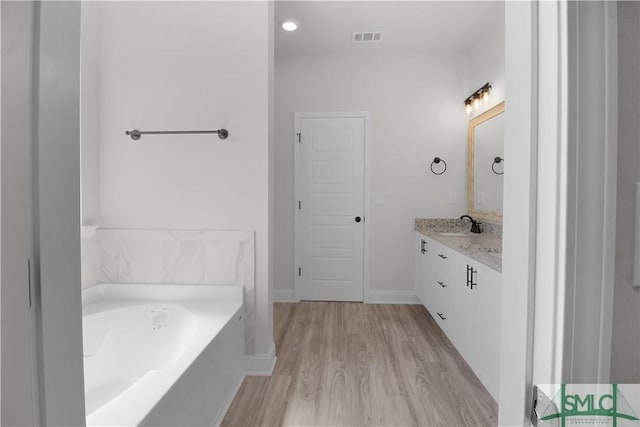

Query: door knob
[355,216,362,223]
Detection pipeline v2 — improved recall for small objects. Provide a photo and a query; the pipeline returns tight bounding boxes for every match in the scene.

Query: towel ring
[492,156,504,175]
[430,157,447,175]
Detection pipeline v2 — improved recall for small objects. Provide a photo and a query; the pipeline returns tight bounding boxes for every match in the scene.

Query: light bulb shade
[482,89,489,103]
[282,20,298,31]
[465,102,473,115]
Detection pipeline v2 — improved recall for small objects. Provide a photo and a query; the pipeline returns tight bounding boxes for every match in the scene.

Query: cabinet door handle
[466,264,471,287]
[438,253,447,259]
[470,267,478,290]
[437,280,446,288]
[420,239,427,254]
[437,312,446,320]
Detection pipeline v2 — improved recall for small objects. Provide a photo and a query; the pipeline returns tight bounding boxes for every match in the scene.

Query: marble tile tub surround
[415,218,502,272]
[81,228,256,353]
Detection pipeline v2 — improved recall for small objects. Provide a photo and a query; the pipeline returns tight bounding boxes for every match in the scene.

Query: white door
[295,114,366,301]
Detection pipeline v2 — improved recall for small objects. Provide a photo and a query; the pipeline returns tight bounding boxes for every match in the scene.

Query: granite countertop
[415,218,502,272]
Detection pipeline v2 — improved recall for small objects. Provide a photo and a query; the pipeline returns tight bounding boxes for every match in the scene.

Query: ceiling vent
[352,31,384,43]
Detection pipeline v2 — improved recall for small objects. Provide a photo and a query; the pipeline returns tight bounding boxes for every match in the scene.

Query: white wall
[80,2,100,226]
[499,1,537,423]
[32,2,86,424]
[93,2,272,355]
[612,0,640,383]
[267,0,275,347]
[0,3,3,422]
[274,27,504,295]
[1,3,35,424]
[463,23,505,118]
[275,51,469,294]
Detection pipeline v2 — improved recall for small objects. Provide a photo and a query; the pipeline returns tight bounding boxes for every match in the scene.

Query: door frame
[28,2,86,425]
[1,2,37,424]
[561,0,617,385]
[500,1,618,425]
[293,112,371,302]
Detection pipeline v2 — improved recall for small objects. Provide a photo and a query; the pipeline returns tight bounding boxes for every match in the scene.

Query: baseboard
[273,289,297,302]
[245,342,277,376]
[366,290,420,304]
[211,373,246,427]
[275,289,419,304]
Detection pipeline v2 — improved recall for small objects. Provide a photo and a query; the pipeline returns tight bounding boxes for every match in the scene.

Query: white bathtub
[82,283,244,427]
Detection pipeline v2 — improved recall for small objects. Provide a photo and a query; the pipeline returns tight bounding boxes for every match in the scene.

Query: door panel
[298,116,365,301]
[312,161,353,183]
[312,226,352,248]
[311,193,353,216]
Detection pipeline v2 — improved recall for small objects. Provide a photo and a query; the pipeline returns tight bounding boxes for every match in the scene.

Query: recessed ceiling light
[282,20,298,32]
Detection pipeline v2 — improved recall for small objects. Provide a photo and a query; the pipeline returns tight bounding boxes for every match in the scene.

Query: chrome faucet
[460,215,482,234]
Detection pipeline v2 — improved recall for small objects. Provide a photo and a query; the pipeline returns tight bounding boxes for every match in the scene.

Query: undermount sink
[439,232,467,237]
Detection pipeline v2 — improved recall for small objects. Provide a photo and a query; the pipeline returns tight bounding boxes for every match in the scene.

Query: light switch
[372,192,385,205]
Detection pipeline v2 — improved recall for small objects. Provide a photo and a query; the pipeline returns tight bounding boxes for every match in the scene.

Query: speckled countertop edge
[415,218,503,272]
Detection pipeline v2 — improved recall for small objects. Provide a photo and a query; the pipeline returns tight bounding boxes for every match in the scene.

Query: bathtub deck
[221,302,498,427]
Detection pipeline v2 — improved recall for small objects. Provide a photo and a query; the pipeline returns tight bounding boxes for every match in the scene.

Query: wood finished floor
[221,303,498,427]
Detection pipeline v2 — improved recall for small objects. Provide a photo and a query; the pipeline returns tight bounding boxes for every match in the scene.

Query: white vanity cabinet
[453,254,501,399]
[414,232,501,400]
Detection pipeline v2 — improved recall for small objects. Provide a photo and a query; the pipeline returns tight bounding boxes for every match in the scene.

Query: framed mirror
[468,101,505,222]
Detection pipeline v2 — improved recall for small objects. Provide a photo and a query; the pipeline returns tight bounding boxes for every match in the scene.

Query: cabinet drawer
[428,240,455,286]
[429,289,449,328]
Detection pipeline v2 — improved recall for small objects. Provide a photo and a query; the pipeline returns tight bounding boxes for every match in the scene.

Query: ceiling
[275,1,504,56]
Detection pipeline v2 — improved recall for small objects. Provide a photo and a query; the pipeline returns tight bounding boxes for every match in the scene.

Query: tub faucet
[460,215,482,234]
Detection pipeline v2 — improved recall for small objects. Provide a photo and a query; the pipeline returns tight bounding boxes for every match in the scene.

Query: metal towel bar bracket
[125,129,229,141]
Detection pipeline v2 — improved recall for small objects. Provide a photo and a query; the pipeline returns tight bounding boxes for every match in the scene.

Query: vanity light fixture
[464,83,492,115]
[282,20,299,31]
